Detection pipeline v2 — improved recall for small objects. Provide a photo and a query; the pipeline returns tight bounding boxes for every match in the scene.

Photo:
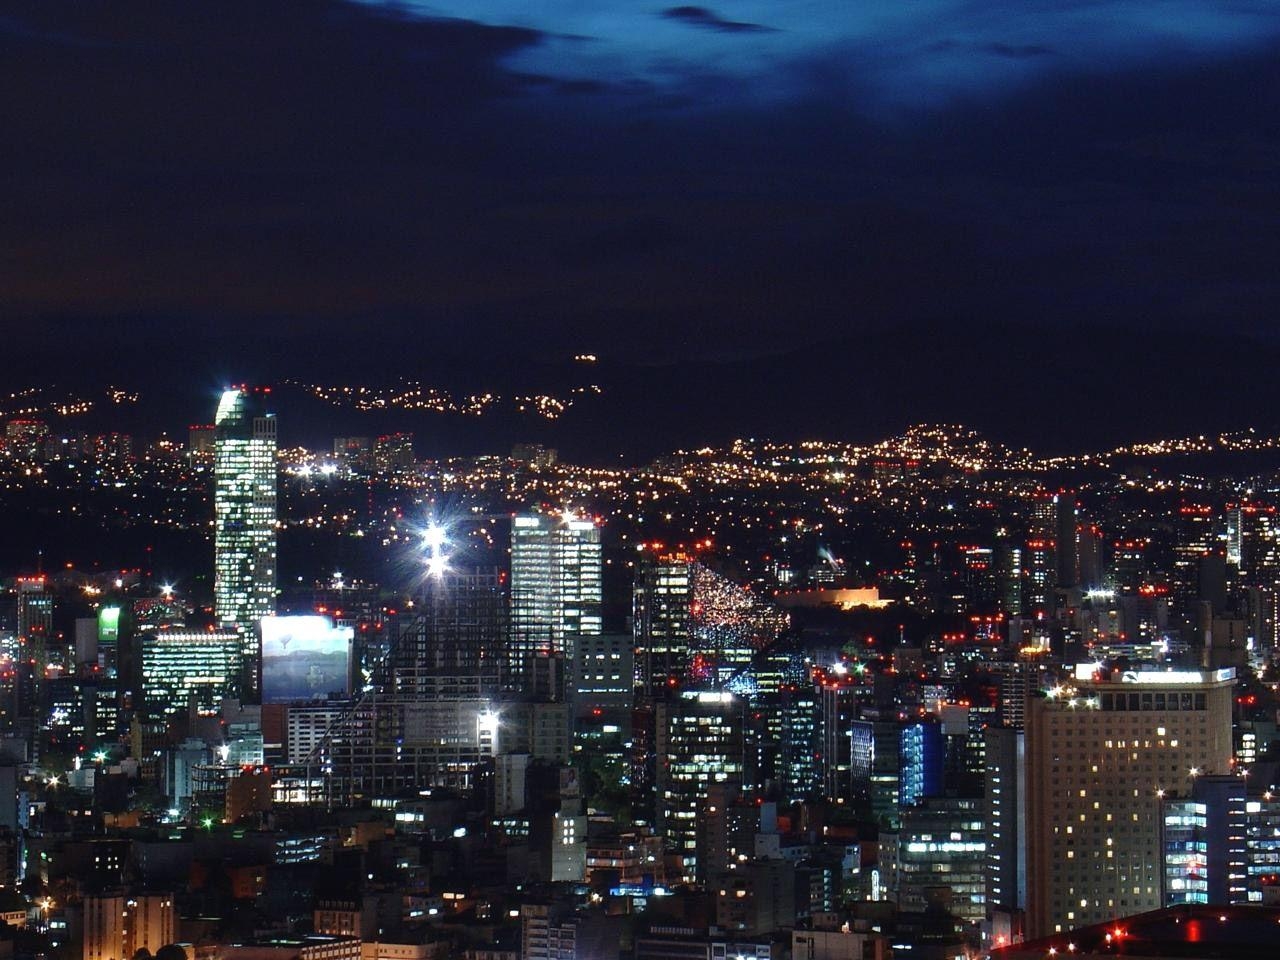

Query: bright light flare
[425,553,450,579]
[423,524,449,551]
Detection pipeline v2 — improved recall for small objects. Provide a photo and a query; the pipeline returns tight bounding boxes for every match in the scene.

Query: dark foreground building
[990,904,1280,960]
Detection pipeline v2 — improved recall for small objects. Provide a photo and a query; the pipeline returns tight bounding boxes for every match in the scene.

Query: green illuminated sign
[99,606,121,646]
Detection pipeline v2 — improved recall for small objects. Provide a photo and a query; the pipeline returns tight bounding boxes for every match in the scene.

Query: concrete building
[82,892,174,960]
[222,937,361,960]
[1025,666,1235,937]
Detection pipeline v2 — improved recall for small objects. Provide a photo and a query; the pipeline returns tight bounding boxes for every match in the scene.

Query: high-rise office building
[655,691,746,883]
[633,556,786,700]
[1024,666,1235,937]
[899,720,945,808]
[1244,790,1280,901]
[883,795,986,924]
[851,718,905,829]
[17,576,52,652]
[634,557,692,700]
[213,387,277,701]
[510,513,602,689]
[141,629,242,716]
[985,724,1027,942]
[16,576,53,715]
[570,631,633,730]
[1054,492,1079,590]
[776,679,822,802]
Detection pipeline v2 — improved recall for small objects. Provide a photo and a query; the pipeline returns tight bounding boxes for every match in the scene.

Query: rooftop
[991,905,1280,960]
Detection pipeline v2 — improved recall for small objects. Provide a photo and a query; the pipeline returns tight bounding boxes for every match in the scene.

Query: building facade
[1025,667,1235,937]
[213,387,277,701]
[510,514,602,691]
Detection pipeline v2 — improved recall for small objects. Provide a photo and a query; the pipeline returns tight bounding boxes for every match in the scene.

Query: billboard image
[261,615,353,703]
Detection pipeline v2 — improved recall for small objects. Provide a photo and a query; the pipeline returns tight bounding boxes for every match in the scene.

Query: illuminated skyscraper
[510,513,602,689]
[655,690,745,883]
[633,556,692,700]
[213,387,277,701]
[1024,666,1234,938]
[1163,774,1247,907]
[17,576,52,667]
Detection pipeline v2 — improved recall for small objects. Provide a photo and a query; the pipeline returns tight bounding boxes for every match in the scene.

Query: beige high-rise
[1025,667,1234,938]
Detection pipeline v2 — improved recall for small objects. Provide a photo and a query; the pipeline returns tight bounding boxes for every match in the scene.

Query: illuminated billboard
[261,615,353,703]
[98,606,120,646]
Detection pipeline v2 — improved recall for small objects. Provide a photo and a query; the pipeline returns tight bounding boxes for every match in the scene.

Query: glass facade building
[510,513,602,690]
[634,557,692,700]
[213,387,277,700]
[1163,774,1247,906]
[141,630,243,715]
[654,690,746,883]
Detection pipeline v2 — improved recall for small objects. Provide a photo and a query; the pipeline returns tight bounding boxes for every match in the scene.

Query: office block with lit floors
[213,386,277,701]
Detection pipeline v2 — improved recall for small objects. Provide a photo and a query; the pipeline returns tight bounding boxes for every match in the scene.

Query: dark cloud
[985,42,1054,59]
[659,6,775,34]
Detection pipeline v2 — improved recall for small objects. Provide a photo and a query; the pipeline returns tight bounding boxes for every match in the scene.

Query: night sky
[4,1,1280,447]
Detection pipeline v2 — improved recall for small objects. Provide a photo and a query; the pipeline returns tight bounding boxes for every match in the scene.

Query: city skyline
[5,2,1280,957]
[3,388,1280,957]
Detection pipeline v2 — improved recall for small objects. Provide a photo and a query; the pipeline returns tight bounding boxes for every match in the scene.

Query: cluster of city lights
[289,379,600,420]
[687,562,789,689]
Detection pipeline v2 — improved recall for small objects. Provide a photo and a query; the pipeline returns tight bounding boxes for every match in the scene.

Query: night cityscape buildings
[8,0,1280,957]
[4,407,1280,960]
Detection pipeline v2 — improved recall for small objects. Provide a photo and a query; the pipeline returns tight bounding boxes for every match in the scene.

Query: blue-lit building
[1244,790,1280,901]
[900,720,945,808]
[851,718,901,828]
[1163,775,1247,906]
[774,678,822,802]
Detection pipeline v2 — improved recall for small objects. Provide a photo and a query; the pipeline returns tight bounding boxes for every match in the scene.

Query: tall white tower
[213,386,277,700]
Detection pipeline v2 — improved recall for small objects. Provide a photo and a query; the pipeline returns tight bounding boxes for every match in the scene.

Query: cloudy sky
[3,0,1280,365]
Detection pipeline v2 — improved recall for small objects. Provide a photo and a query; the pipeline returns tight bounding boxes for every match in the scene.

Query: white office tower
[510,512,602,690]
[214,386,277,701]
